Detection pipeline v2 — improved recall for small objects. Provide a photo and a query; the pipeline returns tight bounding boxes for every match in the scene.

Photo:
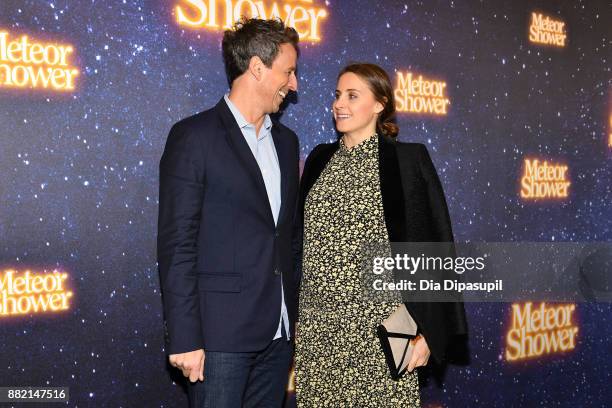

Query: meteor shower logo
[0,31,79,91]
[520,158,571,200]
[529,12,567,47]
[506,302,578,361]
[394,71,450,115]
[175,0,328,42]
[0,269,73,316]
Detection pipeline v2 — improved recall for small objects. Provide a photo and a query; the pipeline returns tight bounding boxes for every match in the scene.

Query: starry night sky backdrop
[0,0,611,407]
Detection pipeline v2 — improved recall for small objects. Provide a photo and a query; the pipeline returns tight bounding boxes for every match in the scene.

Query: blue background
[1,0,611,406]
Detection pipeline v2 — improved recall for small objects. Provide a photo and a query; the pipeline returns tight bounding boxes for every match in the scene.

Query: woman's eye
[349,94,357,99]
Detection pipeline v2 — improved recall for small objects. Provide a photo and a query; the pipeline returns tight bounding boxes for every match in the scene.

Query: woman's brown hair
[337,63,399,138]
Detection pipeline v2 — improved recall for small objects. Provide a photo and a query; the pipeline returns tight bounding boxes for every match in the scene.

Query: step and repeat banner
[1,0,611,406]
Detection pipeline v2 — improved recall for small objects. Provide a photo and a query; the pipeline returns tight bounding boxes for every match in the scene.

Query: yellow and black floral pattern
[295,135,420,407]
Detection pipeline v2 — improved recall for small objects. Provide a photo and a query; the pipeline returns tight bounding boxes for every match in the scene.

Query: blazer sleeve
[157,121,206,355]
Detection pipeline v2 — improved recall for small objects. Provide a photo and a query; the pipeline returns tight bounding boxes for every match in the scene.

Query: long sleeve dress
[295,135,420,407]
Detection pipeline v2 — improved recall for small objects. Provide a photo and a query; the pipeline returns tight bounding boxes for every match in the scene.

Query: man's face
[260,43,298,114]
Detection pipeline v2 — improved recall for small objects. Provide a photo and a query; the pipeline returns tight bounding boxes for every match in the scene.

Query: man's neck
[228,88,266,134]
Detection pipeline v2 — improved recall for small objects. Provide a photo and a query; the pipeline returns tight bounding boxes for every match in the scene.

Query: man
[157,18,300,407]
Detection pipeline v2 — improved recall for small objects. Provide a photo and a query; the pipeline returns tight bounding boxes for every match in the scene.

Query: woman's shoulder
[305,140,339,162]
[300,141,340,194]
[392,139,430,158]
[311,140,339,153]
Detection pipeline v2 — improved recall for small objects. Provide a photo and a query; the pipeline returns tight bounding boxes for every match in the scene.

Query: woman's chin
[335,124,351,134]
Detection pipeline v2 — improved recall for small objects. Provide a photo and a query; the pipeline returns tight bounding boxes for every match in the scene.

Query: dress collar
[339,133,378,157]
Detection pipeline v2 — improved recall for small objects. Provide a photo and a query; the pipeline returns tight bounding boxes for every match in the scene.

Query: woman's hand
[407,335,430,372]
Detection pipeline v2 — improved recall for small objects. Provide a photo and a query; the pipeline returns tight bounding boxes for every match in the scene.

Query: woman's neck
[342,127,377,148]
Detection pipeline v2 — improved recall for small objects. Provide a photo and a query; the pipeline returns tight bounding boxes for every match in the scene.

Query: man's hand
[169,349,205,382]
[407,335,430,372]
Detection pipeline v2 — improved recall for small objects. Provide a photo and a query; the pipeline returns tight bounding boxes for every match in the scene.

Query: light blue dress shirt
[224,95,290,341]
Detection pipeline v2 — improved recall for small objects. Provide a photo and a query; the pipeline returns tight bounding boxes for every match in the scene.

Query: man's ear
[248,56,264,81]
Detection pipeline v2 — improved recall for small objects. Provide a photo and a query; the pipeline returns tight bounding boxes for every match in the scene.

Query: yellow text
[506,302,578,361]
[394,72,450,115]
[529,13,567,47]
[0,269,73,316]
[520,158,570,200]
[0,31,78,91]
[175,0,328,42]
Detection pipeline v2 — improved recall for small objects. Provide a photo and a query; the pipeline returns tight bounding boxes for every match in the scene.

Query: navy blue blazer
[158,98,300,354]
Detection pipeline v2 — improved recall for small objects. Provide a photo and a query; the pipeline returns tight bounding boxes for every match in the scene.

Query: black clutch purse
[376,303,419,380]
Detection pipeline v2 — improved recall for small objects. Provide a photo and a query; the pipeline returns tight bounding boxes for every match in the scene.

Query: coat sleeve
[416,144,454,242]
[157,122,206,355]
[416,144,468,338]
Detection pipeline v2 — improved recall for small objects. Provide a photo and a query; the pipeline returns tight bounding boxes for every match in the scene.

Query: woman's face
[333,72,383,137]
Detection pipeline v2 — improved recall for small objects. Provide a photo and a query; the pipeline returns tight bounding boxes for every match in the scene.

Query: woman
[294,63,467,407]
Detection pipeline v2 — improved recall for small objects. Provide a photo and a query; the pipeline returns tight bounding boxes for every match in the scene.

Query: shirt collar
[339,133,378,157]
[224,94,272,132]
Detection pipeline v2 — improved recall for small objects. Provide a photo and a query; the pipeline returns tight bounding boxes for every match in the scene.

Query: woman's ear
[374,96,387,114]
[374,100,385,114]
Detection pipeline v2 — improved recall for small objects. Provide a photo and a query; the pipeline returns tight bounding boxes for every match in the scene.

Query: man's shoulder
[272,119,298,139]
[170,104,223,135]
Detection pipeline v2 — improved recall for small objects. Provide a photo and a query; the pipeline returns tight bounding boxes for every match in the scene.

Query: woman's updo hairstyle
[337,63,399,138]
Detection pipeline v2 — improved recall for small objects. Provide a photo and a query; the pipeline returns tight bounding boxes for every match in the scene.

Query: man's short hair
[222,18,299,87]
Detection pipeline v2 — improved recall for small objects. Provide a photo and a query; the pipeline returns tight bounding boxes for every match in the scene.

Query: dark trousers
[187,335,293,408]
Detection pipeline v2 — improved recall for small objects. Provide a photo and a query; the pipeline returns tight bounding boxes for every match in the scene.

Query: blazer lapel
[216,98,275,225]
[378,135,407,242]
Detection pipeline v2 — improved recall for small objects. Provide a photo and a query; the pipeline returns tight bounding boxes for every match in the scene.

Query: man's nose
[288,73,298,92]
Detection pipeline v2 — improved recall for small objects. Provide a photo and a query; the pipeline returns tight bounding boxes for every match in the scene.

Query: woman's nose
[333,97,345,110]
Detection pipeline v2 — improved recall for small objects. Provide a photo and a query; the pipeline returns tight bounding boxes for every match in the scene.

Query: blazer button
[275,231,280,238]
[274,268,281,276]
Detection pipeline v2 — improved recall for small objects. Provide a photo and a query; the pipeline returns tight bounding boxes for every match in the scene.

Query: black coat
[297,134,468,364]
